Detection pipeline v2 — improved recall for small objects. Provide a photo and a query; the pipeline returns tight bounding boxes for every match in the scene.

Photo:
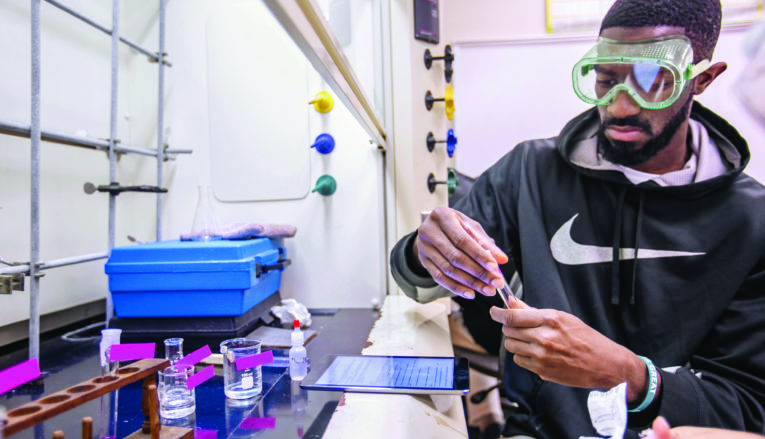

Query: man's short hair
[600,0,722,62]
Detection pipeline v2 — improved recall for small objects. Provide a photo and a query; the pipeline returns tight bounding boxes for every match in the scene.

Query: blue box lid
[105,238,282,274]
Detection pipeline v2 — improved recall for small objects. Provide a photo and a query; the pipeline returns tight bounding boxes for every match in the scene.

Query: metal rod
[0,120,191,157]
[155,0,166,241]
[106,0,119,325]
[43,0,160,62]
[0,252,109,275]
[30,0,42,361]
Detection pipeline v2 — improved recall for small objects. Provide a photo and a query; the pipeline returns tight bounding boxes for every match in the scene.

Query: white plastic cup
[219,338,263,399]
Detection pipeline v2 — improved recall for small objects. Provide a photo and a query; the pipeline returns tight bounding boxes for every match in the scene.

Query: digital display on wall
[414,0,439,44]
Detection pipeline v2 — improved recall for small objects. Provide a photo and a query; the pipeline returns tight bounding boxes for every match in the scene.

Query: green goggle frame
[572,35,710,109]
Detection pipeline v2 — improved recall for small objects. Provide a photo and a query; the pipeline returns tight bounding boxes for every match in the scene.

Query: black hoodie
[390,102,765,438]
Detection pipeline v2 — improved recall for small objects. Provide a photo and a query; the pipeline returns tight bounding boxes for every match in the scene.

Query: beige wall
[443,0,547,41]
[389,0,454,243]
[388,1,544,245]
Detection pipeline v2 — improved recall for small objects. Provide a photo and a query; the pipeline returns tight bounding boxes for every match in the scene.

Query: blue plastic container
[105,238,288,318]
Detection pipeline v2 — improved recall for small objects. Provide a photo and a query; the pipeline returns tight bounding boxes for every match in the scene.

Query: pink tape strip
[175,345,212,370]
[194,429,217,439]
[108,343,156,362]
[186,365,214,390]
[239,417,276,430]
[235,350,274,371]
[0,358,41,395]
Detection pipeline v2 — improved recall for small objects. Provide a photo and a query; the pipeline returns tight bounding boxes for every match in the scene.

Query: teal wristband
[628,356,658,413]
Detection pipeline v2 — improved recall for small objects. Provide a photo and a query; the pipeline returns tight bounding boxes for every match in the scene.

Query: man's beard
[597,95,693,167]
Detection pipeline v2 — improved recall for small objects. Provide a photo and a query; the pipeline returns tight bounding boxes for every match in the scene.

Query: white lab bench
[322,295,469,439]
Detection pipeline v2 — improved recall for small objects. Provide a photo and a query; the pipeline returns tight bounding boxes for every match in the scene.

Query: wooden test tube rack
[3,358,173,437]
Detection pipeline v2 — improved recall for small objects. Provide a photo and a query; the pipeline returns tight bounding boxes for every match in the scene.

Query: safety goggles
[572,36,710,110]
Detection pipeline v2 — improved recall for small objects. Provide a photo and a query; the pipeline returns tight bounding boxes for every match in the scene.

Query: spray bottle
[289,319,307,381]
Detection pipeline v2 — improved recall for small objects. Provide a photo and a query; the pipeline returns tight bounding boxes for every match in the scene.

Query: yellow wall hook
[308,91,334,113]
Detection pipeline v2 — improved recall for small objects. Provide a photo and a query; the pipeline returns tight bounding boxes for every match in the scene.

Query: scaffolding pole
[43,0,167,64]
[17,0,180,357]
[156,0,166,241]
[0,120,192,156]
[0,252,109,275]
[106,0,120,325]
[29,0,42,361]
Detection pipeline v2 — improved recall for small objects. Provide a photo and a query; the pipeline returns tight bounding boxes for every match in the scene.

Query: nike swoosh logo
[551,214,705,265]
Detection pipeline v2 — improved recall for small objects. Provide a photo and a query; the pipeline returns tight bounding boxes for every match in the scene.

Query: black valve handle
[424,45,454,82]
[424,45,454,69]
[424,90,445,110]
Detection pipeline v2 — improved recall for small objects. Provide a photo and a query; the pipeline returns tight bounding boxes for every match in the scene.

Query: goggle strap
[688,59,711,80]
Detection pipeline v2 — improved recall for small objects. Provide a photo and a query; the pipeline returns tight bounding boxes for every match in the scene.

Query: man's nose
[607,90,641,119]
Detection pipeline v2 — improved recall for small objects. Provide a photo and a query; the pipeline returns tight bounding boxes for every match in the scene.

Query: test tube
[164,338,184,366]
[1,405,7,439]
[98,329,121,439]
[99,329,122,375]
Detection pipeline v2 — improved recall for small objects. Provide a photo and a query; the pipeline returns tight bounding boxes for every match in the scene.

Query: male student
[390,0,765,437]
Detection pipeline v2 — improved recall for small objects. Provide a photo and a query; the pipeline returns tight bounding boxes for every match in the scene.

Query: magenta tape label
[187,365,214,390]
[108,343,156,362]
[176,345,212,370]
[239,417,276,430]
[0,358,41,395]
[235,350,274,371]
[194,429,217,439]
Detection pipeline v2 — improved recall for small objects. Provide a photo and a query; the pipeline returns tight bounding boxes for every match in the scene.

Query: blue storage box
[105,238,289,318]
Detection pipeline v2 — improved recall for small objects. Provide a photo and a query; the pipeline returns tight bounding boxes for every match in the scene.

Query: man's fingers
[418,240,497,296]
[419,257,476,299]
[418,216,505,294]
[490,307,544,327]
[443,223,500,276]
[503,336,533,357]
[512,353,536,374]
[459,214,509,265]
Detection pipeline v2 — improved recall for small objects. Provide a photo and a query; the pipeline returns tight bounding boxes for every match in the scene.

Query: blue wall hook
[446,129,458,158]
[426,129,458,157]
[311,133,335,154]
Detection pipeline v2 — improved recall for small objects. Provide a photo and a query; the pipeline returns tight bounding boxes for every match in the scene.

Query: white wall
[159,0,387,309]
[0,0,150,328]
[0,0,388,334]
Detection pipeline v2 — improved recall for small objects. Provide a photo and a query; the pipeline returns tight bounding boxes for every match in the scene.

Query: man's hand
[489,306,649,403]
[414,207,508,299]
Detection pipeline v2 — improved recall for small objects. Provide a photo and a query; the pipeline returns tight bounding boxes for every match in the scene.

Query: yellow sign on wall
[545,0,764,34]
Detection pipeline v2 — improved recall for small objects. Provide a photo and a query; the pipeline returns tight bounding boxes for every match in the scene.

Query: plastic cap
[293,319,300,329]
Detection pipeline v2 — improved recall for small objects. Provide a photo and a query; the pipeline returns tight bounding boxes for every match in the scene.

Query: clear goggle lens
[574,61,681,109]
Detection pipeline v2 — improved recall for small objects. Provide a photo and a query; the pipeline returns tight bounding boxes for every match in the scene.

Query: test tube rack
[3,358,191,439]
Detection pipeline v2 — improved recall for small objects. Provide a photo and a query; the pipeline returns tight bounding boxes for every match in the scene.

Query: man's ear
[692,61,728,95]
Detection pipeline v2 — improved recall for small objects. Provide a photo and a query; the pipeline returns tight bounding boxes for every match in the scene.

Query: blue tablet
[300,355,470,395]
